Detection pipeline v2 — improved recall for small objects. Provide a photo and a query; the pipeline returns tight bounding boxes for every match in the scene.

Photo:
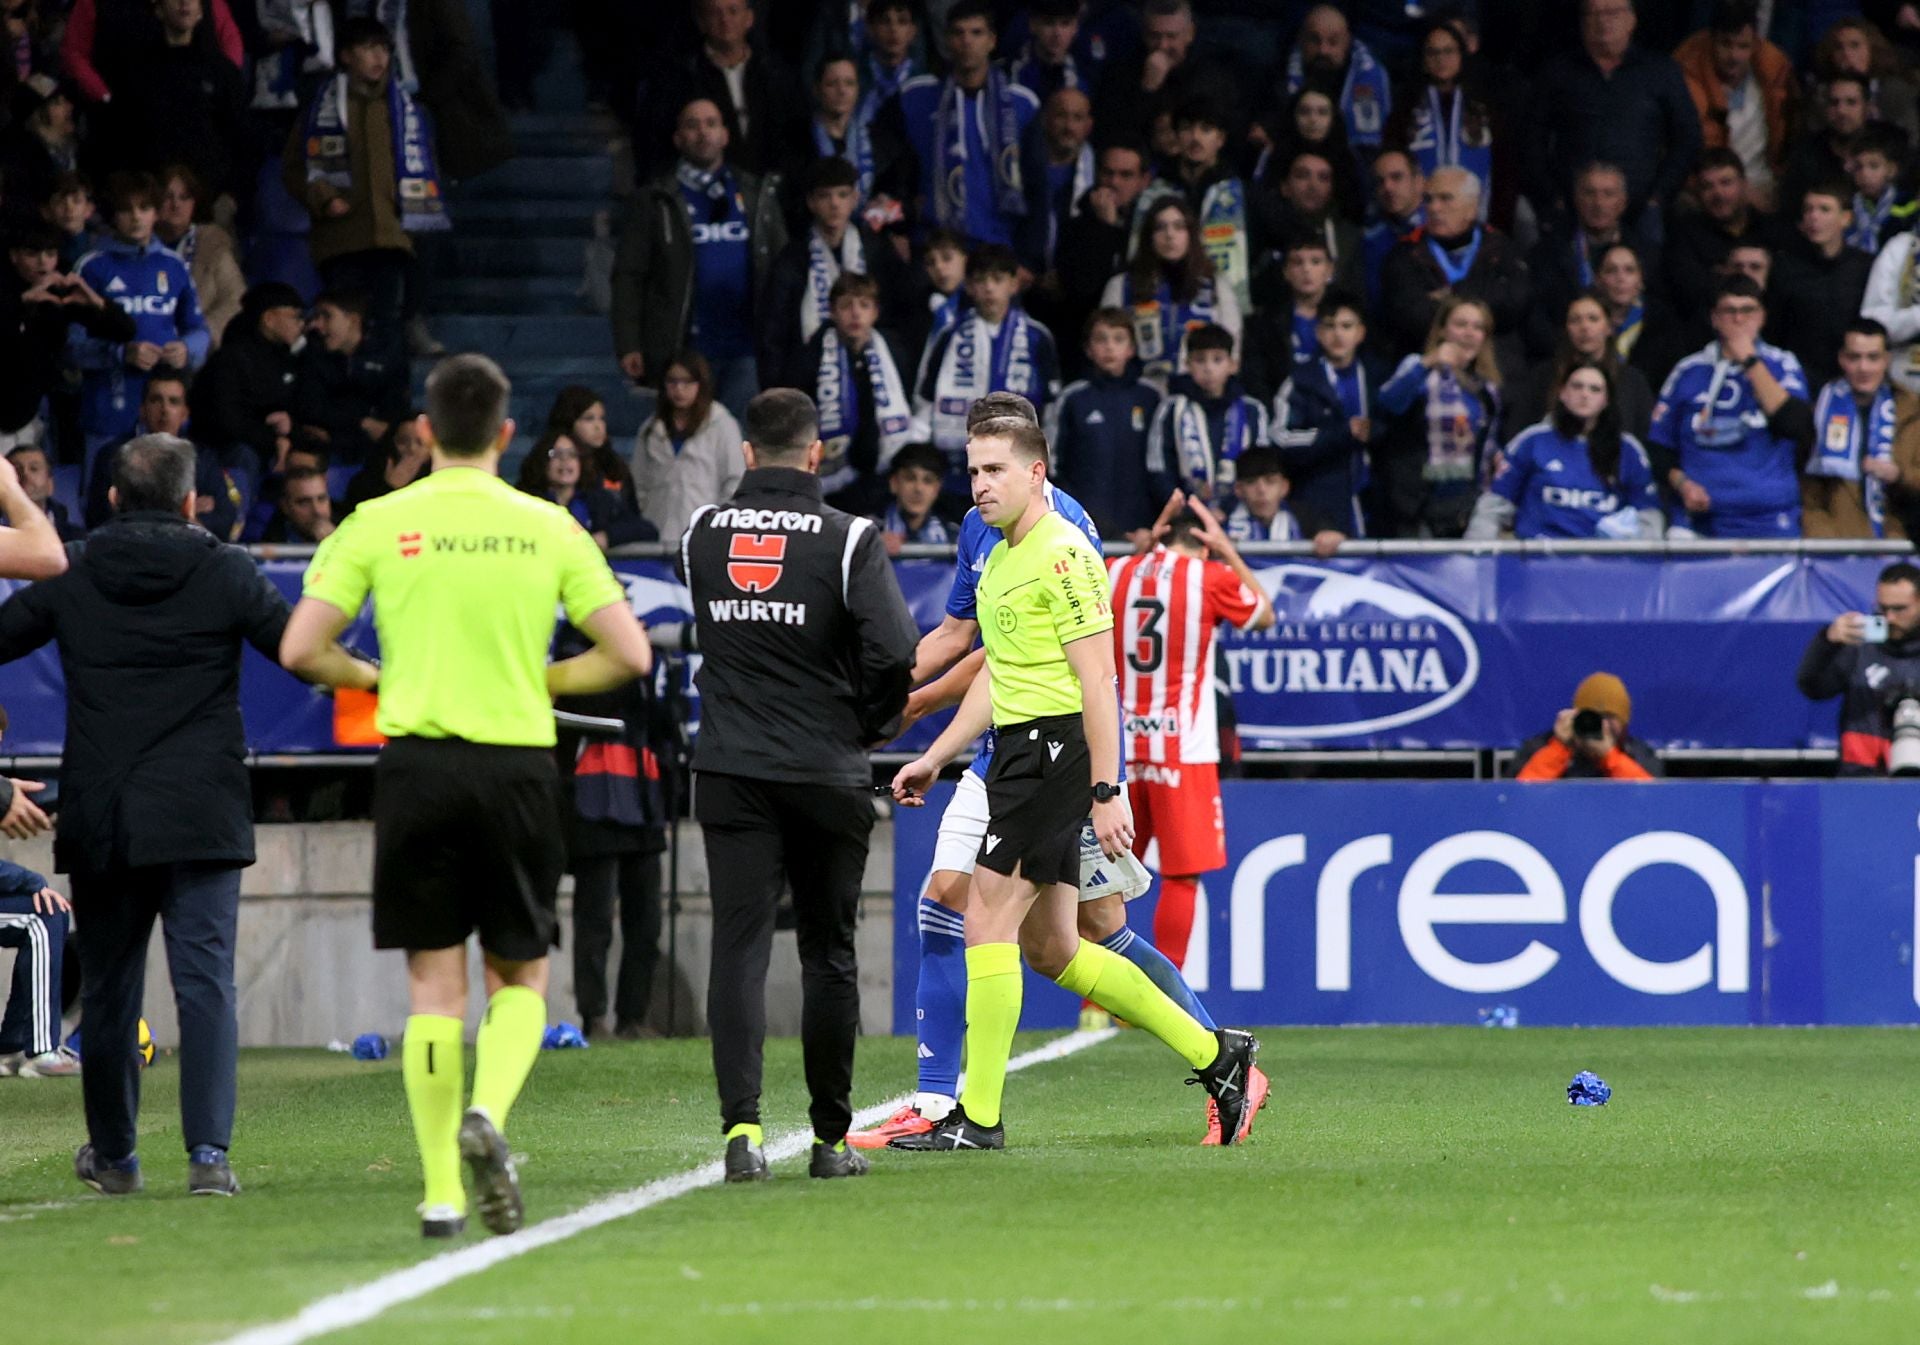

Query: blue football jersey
[1490,424,1659,539]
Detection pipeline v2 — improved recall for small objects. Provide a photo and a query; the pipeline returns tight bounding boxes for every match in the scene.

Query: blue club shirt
[1648,341,1808,526]
[1490,424,1659,539]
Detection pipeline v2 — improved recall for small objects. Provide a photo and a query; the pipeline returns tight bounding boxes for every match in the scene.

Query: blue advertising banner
[890,780,1920,1030]
[0,553,1889,756]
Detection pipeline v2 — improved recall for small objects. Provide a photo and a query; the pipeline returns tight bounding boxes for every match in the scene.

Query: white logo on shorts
[985,834,1003,853]
[1047,741,1063,761]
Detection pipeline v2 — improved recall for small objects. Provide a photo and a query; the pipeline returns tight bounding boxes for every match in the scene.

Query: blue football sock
[1100,925,1216,1031]
[915,896,968,1100]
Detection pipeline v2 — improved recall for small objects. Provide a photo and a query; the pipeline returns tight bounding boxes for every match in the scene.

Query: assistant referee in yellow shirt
[281,355,653,1239]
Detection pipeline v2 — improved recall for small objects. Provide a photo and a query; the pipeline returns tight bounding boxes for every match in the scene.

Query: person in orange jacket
[1514,671,1665,780]
[1674,2,1800,211]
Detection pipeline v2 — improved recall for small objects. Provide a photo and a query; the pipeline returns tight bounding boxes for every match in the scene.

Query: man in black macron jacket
[677,387,918,1183]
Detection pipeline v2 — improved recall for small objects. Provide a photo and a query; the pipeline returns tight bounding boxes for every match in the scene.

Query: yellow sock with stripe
[402,1014,466,1214]
[468,985,546,1133]
[727,1123,764,1146]
[1054,940,1218,1070]
[958,943,1023,1128]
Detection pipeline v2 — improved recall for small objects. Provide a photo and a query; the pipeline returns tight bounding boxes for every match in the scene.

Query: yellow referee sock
[402,1014,466,1214]
[958,943,1023,1128]
[469,985,546,1132]
[1054,940,1217,1070]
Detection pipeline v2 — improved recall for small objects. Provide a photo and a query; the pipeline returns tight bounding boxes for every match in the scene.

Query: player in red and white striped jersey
[1108,496,1273,973]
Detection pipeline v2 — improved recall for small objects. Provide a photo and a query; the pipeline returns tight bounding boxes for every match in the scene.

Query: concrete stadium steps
[427,236,592,279]
[501,110,624,159]
[427,312,612,358]
[437,195,601,238]
[431,274,584,315]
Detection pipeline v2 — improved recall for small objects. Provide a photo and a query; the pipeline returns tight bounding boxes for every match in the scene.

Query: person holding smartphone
[1511,671,1664,781]
[1798,561,1920,775]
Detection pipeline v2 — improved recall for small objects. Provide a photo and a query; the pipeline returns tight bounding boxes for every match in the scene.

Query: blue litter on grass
[1568,1070,1612,1106]
[542,1023,588,1050]
[351,1033,389,1060]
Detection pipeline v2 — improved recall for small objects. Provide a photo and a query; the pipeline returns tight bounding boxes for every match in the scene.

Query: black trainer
[724,1134,770,1183]
[457,1108,524,1234]
[888,1105,1004,1151]
[1190,1028,1261,1146]
[74,1144,143,1195]
[188,1149,240,1196]
[420,1205,466,1239]
[808,1141,870,1178]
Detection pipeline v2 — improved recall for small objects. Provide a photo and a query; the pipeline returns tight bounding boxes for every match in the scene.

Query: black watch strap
[1091,781,1119,802]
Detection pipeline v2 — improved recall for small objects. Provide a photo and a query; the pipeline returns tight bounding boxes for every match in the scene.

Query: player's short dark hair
[924,227,969,257]
[744,388,819,463]
[970,414,1049,467]
[1846,316,1891,347]
[6,443,48,466]
[1084,306,1137,344]
[1185,322,1235,357]
[1804,177,1853,210]
[282,464,329,488]
[1316,289,1365,324]
[313,288,369,322]
[1714,273,1765,306]
[946,0,994,32]
[1694,146,1746,178]
[966,243,1020,280]
[425,353,511,457]
[829,271,880,305]
[1235,446,1285,481]
[113,433,195,513]
[967,391,1038,429]
[1880,560,1920,591]
[889,443,945,478]
[806,156,860,196]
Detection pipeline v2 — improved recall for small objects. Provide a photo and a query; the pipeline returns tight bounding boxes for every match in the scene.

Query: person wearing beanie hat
[1511,669,1665,781]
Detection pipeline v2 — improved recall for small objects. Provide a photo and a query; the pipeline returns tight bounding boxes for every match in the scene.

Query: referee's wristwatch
[1091,781,1121,803]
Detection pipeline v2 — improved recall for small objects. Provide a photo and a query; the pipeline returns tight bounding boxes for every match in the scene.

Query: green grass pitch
[4,1027,1920,1345]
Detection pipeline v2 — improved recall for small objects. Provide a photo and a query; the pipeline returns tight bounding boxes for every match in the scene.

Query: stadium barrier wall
[891,779,1920,1030]
[0,547,1894,756]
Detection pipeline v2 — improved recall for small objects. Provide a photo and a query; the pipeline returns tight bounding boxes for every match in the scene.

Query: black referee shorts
[978,713,1090,889]
[372,737,566,961]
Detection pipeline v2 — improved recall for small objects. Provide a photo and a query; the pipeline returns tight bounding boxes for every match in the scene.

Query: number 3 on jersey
[1127,596,1165,674]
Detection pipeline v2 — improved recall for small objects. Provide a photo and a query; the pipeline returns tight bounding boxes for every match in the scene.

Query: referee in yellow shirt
[891,415,1263,1149]
[281,355,653,1238]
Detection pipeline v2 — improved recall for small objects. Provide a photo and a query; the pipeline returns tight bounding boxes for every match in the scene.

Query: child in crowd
[909,226,970,381]
[795,272,920,514]
[1146,322,1268,510]
[1223,445,1302,542]
[875,441,961,551]
[41,173,98,270]
[915,242,1060,489]
[1047,306,1162,544]
[1281,235,1335,367]
[1271,291,1378,550]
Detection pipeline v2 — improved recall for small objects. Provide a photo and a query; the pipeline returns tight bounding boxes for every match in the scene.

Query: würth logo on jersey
[727,533,787,592]
[398,531,423,558]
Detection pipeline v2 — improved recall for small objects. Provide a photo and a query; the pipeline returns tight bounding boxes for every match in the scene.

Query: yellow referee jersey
[303,469,627,747]
[976,509,1113,725]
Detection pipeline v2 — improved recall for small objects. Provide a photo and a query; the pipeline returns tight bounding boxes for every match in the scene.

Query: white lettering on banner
[706,598,808,624]
[1578,833,1748,994]
[1229,835,1304,991]
[1398,832,1564,994]
[1226,829,1752,996]
[706,508,823,533]
[1228,647,1450,695]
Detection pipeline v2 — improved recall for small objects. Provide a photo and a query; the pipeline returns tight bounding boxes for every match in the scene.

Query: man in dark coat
[0,434,370,1198]
[1378,166,1530,369]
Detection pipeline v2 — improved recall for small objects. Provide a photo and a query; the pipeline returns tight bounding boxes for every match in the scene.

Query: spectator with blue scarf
[1145,322,1268,510]
[1361,149,1424,316]
[1271,292,1380,545]
[1384,18,1513,232]
[1526,163,1650,360]
[875,2,1036,249]
[1101,196,1241,392]
[783,56,883,234]
[788,272,920,515]
[1376,295,1504,538]
[1647,274,1812,539]
[282,17,446,374]
[1284,6,1391,163]
[514,428,656,553]
[1845,129,1915,256]
[1802,319,1920,539]
[1144,96,1254,316]
[1003,0,1092,100]
[1467,358,1664,541]
[1379,167,1529,372]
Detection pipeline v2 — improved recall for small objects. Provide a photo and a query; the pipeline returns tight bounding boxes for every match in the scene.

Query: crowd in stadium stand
[12,0,1920,551]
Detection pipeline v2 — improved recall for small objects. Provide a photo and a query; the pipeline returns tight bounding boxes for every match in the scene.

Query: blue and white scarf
[1426,226,1482,286]
[884,501,954,544]
[1124,275,1219,380]
[816,328,916,493]
[1005,45,1086,97]
[1849,189,1898,254]
[1286,37,1390,146]
[1408,87,1492,221]
[802,226,865,346]
[929,307,1037,450]
[1172,393,1256,506]
[1422,365,1492,482]
[813,115,876,203]
[932,70,1027,231]
[1197,176,1252,315]
[1226,502,1301,542]
[1810,378,1898,534]
[859,55,916,129]
[304,73,448,232]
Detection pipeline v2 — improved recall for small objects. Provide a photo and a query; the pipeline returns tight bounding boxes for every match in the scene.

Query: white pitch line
[212,1027,1120,1345]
